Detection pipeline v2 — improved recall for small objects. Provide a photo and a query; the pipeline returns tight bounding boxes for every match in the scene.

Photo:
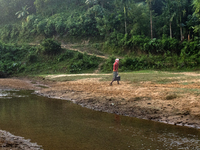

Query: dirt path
[29,43,109,59]
[61,44,109,59]
[1,74,200,130]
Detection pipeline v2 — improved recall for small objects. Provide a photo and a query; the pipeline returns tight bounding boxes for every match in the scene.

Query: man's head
[115,58,119,63]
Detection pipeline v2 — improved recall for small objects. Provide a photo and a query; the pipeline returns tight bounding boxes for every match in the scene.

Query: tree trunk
[124,6,127,34]
[150,10,153,39]
[188,31,190,41]
[169,22,172,38]
[125,20,127,34]
[180,26,183,41]
[101,2,104,8]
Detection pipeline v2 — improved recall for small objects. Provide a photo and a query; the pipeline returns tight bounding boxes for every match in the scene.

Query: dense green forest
[1,0,200,46]
[1,0,200,76]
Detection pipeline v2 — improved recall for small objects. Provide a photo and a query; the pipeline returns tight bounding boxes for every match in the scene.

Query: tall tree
[0,0,35,25]
[175,0,187,41]
[192,0,200,32]
[193,0,200,17]
[162,0,176,38]
[114,0,131,34]
[128,2,149,36]
[15,5,30,20]
[146,0,155,39]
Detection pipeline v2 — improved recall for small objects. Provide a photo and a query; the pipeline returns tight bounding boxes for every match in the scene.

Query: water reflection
[0,90,199,150]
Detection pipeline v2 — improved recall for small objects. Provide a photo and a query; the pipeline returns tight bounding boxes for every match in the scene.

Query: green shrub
[37,19,47,35]
[129,35,149,50]
[10,25,20,39]
[40,38,62,55]
[160,36,180,54]
[181,41,200,57]
[58,50,74,62]
[69,53,100,73]
[55,20,66,35]
[28,54,37,63]
[74,52,83,59]
[101,56,115,72]
[44,20,55,37]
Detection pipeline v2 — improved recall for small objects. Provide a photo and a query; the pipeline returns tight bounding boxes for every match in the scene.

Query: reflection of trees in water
[114,114,121,124]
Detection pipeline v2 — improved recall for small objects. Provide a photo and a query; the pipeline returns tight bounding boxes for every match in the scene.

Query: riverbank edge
[34,90,200,130]
[0,129,43,150]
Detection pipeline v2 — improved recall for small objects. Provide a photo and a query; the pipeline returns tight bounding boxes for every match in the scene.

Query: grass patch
[45,74,110,82]
[36,85,49,88]
[133,97,151,101]
[41,70,200,85]
[31,81,37,84]
[180,82,190,85]
[165,94,177,100]
[175,88,200,96]
[114,71,185,84]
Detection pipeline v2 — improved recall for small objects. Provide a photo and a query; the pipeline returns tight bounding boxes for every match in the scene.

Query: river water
[0,89,200,150]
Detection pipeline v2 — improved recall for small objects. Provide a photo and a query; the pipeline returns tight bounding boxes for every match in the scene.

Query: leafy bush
[160,36,180,54]
[103,34,182,56]
[44,20,55,37]
[181,41,200,57]
[40,38,62,55]
[28,54,37,63]
[0,42,30,74]
[55,19,66,35]
[58,50,74,62]
[74,52,84,60]
[37,19,47,35]
[0,25,13,41]
[129,35,149,50]
[10,25,20,39]
[101,56,115,72]
[69,53,100,73]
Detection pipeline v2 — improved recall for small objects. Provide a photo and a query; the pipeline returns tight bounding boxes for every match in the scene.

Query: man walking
[110,58,119,86]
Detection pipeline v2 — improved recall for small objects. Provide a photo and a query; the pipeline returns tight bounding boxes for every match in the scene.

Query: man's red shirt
[113,62,119,71]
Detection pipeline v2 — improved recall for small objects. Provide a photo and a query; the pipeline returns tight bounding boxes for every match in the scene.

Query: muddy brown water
[0,90,200,150]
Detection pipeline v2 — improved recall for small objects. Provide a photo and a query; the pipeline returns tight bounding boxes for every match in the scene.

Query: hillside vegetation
[1,0,200,75]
